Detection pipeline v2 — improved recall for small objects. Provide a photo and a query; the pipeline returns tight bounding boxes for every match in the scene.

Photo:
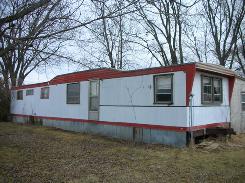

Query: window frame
[26,89,34,96]
[241,92,245,112]
[66,82,80,104]
[17,90,23,100]
[153,74,173,104]
[40,87,49,99]
[201,75,223,105]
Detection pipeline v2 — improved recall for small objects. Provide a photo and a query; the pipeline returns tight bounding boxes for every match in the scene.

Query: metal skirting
[12,116,187,147]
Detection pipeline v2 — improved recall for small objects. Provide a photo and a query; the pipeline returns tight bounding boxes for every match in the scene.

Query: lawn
[0,122,245,183]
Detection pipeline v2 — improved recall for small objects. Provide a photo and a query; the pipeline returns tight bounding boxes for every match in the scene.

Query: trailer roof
[12,62,235,90]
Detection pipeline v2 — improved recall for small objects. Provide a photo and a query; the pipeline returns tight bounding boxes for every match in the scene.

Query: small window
[154,74,173,104]
[202,76,222,104]
[241,93,245,111]
[67,83,80,104]
[26,89,34,96]
[40,87,49,99]
[17,90,23,100]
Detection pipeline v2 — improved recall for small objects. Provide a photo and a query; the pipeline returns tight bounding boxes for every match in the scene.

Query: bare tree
[184,21,211,63]
[232,25,245,75]
[0,0,50,57]
[76,0,138,70]
[0,0,79,89]
[202,0,245,67]
[131,0,193,66]
[93,0,125,69]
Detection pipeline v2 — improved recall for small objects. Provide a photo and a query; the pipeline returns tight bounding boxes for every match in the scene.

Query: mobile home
[11,63,235,147]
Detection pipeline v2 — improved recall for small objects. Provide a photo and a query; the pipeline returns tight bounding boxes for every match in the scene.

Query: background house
[231,77,245,133]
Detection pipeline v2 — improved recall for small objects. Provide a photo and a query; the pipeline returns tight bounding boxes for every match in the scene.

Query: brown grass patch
[0,122,245,182]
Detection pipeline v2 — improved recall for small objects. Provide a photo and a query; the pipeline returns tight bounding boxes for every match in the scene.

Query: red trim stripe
[228,76,235,104]
[185,64,196,106]
[11,113,229,132]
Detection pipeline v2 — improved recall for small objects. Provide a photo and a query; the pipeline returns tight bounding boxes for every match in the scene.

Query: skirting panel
[12,116,187,147]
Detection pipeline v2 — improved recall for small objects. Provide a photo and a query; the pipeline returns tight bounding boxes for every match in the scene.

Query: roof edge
[195,62,235,76]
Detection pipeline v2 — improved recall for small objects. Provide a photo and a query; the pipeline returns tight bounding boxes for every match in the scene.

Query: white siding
[100,71,186,106]
[187,106,230,126]
[11,81,89,119]
[100,71,187,127]
[100,107,187,127]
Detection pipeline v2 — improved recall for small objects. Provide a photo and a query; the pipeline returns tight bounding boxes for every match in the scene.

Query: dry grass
[0,122,245,183]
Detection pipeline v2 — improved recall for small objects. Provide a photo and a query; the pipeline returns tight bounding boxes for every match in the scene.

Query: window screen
[202,76,222,104]
[40,87,49,99]
[154,75,173,104]
[17,90,23,100]
[26,89,34,96]
[67,83,80,104]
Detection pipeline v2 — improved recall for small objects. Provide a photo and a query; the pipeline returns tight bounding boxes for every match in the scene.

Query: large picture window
[67,83,80,104]
[154,74,173,104]
[202,76,222,104]
[40,87,49,99]
[17,90,23,100]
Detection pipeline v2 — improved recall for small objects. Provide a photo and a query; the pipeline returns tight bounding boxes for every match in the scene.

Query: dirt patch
[0,122,245,182]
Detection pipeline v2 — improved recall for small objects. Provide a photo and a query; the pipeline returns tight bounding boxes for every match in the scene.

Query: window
[40,87,49,99]
[154,74,173,104]
[202,77,212,102]
[202,76,222,104]
[213,78,222,102]
[26,89,34,96]
[241,93,245,111]
[17,90,23,100]
[89,80,99,111]
[67,83,80,104]
[11,91,16,100]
